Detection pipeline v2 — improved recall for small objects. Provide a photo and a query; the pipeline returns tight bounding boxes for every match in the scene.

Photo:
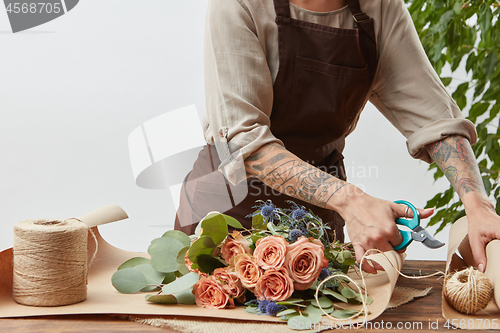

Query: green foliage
[113,202,366,323]
[148,237,185,273]
[406,0,500,232]
[117,257,150,270]
[111,268,150,294]
[161,230,191,247]
[161,272,199,295]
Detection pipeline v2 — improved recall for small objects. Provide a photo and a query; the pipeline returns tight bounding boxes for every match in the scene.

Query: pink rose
[233,253,262,289]
[213,267,245,298]
[193,276,231,309]
[221,231,252,263]
[254,236,288,270]
[285,236,328,290]
[254,267,294,301]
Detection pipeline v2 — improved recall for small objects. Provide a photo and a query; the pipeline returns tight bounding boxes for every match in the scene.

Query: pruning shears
[393,200,445,251]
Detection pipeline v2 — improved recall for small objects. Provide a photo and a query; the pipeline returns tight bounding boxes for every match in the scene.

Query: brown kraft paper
[0,204,405,325]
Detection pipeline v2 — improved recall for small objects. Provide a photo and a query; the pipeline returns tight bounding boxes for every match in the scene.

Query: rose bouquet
[112,200,372,328]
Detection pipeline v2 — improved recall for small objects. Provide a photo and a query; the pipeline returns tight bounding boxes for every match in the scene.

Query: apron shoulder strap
[345,0,376,43]
[273,0,291,18]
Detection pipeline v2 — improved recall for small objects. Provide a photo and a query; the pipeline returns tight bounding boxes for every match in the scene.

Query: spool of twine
[444,266,493,315]
[13,218,89,306]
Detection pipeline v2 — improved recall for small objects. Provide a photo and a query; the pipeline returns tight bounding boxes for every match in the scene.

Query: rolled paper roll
[13,219,88,306]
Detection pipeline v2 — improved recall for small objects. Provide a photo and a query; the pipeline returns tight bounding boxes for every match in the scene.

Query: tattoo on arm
[245,143,346,208]
[426,135,485,196]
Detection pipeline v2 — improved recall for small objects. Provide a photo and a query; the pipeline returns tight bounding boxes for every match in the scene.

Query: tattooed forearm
[426,135,485,197]
[245,143,346,208]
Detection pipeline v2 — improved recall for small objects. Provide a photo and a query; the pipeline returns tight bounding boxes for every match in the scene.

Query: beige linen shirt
[202,0,477,185]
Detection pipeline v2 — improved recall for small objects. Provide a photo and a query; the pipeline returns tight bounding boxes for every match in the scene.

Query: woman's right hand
[335,185,434,273]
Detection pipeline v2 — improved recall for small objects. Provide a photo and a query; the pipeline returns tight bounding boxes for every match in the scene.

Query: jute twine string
[444,266,493,314]
[315,249,445,327]
[12,218,97,307]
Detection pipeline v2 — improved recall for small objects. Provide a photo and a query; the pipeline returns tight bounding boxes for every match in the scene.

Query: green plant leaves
[310,297,332,309]
[134,264,167,291]
[117,257,150,270]
[111,268,150,294]
[200,213,229,244]
[161,272,199,295]
[162,230,191,247]
[322,289,347,303]
[252,214,266,229]
[223,215,244,229]
[287,314,322,330]
[145,294,178,304]
[188,236,217,262]
[174,288,196,305]
[148,237,186,273]
[405,0,500,234]
[196,254,227,274]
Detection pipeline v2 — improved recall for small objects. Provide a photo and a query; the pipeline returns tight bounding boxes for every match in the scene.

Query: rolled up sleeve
[369,0,477,164]
[204,0,283,185]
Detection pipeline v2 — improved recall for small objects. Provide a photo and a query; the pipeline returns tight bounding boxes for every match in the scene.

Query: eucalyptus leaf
[177,246,190,264]
[287,315,320,330]
[310,297,333,308]
[162,272,199,295]
[111,268,149,294]
[174,288,196,305]
[145,294,177,304]
[134,264,167,287]
[276,309,297,317]
[322,289,347,303]
[244,306,258,314]
[162,230,191,247]
[117,257,150,270]
[330,309,360,319]
[340,286,357,299]
[305,304,333,315]
[177,263,190,276]
[354,293,374,305]
[148,237,185,273]
[162,272,177,284]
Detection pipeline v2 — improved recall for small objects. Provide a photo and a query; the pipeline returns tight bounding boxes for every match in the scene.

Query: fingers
[469,233,487,273]
[418,208,434,219]
[353,242,377,274]
[395,204,434,219]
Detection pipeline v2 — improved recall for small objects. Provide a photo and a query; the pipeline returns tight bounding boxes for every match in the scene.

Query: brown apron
[174,0,378,242]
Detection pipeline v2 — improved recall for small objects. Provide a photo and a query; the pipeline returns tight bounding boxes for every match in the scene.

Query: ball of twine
[444,266,493,315]
[13,218,89,307]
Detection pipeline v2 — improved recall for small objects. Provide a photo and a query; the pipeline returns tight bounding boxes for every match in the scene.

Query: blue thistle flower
[265,301,283,316]
[291,207,307,221]
[258,299,270,313]
[246,200,281,223]
[261,202,276,218]
[289,229,304,243]
[318,268,331,281]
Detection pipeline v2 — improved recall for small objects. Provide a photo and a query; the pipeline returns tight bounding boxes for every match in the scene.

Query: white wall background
[0,0,456,260]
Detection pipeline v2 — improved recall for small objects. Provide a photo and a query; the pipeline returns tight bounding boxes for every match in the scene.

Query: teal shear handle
[393,200,420,251]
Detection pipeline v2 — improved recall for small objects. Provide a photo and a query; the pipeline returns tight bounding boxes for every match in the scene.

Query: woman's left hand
[466,202,500,273]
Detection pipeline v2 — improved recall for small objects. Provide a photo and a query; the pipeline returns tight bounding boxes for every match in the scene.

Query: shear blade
[411,226,445,249]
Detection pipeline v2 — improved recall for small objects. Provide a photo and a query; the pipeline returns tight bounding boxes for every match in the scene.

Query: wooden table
[1,261,496,332]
